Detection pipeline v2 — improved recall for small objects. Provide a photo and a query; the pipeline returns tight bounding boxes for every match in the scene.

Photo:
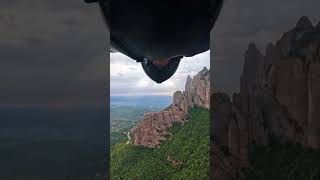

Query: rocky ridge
[131,67,210,147]
[212,16,320,180]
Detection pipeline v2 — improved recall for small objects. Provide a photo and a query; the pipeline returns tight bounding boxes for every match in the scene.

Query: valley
[110,96,172,146]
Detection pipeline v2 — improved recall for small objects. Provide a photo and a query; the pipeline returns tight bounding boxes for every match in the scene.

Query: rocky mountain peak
[248,42,257,48]
[265,42,275,55]
[132,68,210,147]
[275,16,320,60]
[242,16,320,149]
[194,67,210,81]
[296,16,313,29]
[241,42,264,95]
[246,42,262,59]
[185,75,192,92]
[316,21,320,29]
[213,16,320,180]
[202,66,209,72]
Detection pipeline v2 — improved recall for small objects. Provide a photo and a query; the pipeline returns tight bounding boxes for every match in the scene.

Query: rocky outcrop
[213,16,320,180]
[211,93,249,180]
[132,67,210,147]
[131,106,186,147]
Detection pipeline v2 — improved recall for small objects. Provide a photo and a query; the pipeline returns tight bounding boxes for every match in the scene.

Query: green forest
[110,108,210,180]
[110,106,158,146]
[243,138,320,180]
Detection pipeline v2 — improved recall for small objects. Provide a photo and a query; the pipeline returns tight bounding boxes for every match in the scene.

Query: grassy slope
[111,108,210,180]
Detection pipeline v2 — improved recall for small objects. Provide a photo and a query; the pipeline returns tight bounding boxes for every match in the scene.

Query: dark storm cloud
[211,0,320,94]
[0,0,109,107]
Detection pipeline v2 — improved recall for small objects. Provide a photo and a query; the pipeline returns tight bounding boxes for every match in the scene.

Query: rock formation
[212,16,320,180]
[132,67,210,147]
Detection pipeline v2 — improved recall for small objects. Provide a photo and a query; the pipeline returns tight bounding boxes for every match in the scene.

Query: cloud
[110,51,210,96]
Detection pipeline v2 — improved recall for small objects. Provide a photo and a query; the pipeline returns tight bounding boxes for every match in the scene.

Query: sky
[1,0,320,106]
[0,0,109,107]
[110,51,210,96]
[211,0,320,94]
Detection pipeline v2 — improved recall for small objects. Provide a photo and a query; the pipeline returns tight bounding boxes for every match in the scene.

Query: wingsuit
[85,0,223,83]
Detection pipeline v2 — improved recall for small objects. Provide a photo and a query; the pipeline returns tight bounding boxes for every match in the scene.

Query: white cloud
[136,78,149,88]
[110,51,210,96]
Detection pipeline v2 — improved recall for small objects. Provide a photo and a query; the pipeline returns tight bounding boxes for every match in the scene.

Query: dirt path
[126,132,130,144]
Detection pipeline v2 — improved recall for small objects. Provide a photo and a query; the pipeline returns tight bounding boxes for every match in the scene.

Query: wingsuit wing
[85,0,223,39]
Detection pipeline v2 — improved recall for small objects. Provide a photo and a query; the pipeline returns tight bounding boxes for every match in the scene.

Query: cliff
[131,67,210,147]
[213,16,320,179]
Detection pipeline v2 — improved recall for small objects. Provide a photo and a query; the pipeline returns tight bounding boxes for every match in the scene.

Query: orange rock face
[131,67,210,147]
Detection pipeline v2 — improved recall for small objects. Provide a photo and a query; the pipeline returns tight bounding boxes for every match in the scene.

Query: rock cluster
[132,67,210,147]
[131,106,186,147]
[212,16,320,179]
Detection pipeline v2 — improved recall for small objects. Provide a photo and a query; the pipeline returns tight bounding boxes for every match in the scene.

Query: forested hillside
[111,108,209,180]
[243,140,320,180]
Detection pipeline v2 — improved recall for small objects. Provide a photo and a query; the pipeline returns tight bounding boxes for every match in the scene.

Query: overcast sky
[110,51,210,96]
[1,0,320,106]
[211,0,320,94]
[0,0,109,107]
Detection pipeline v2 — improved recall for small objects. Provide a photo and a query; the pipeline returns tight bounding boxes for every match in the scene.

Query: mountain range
[212,16,320,180]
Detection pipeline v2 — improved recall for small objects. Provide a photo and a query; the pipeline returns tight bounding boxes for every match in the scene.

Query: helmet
[141,57,182,83]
